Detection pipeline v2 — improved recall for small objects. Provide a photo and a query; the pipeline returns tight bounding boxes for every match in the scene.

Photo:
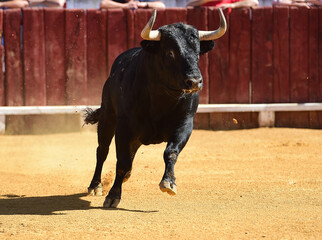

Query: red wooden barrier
[229,8,255,129]
[0,10,3,106]
[45,9,66,105]
[3,9,24,106]
[289,7,309,128]
[107,9,128,74]
[165,8,187,23]
[65,9,87,105]
[208,8,230,129]
[1,7,321,130]
[23,8,46,106]
[126,9,135,49]
[87,9,107,105]
[252,7,273,103]
[308,7,321,128]
[273,6,290,127]
[317,7,322,128]
[251,7,273,128]
[208,8,230,104]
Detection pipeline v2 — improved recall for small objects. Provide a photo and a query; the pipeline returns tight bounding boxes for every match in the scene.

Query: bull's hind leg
[88,111,116,196]
[103,121,141,208]
[160,121,193,196]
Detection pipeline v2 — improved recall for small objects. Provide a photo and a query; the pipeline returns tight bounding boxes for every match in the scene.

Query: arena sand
[0,128,321,239]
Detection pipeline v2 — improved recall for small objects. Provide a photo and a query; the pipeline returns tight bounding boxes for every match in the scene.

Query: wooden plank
[273,6,290,103]
[289,7,309,128]
[193,113,209,130]
[188,7,209,105]
[208,8,230,104]
[228,8,254,128]
[65,9,87,105]
[208,8,230,129]
[3,9,24,106]
[319,8,322,104]
[87,9,107,105]
[0,10,3,106]
[165,8,187,24]
[23,8,46,106]
[126,9,135,49]
[44,8,66,105]
[229,8,251,104]
[107,9,128,75]
[252,7,273,104]
[308,7,321,128]
[209,112,258,130]
[272,6,290,127]
[319,7,322,128]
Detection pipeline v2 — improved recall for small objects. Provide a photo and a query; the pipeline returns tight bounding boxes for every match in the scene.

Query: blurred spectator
[100,0,166,9]
[66,0,100,8]
[0,0,28,8]
[273,0,322,7]
[28,0,66,7]
[186,0,259,8]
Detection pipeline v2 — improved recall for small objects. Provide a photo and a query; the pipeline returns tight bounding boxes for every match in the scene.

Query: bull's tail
[83,107,101,125]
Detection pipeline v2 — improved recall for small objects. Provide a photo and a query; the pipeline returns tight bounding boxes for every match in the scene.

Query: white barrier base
[0,103,321,133]
[0,115,5,134]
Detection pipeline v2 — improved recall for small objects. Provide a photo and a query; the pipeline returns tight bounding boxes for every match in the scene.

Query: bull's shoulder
[110,47,142,75]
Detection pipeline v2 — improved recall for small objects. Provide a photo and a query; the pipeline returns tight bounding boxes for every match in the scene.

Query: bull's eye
[167,50,175,60]
[189,35,198,44]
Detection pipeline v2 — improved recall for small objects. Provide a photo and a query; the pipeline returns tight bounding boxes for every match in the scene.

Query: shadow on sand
[0,193,158,215]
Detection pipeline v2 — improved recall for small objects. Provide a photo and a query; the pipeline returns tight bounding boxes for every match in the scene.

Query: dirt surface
[0,128,321,239]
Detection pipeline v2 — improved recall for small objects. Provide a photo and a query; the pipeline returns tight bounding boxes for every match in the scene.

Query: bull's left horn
[199,8,227,41]
[141,9,161,41]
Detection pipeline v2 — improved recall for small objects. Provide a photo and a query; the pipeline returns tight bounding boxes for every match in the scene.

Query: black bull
[84,9,227,208]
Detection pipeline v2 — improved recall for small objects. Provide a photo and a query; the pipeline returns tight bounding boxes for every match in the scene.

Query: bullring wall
[0,7,321,131]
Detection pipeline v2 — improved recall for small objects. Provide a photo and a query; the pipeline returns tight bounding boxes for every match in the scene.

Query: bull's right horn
[141,9,161,41]
[199,8,227,41]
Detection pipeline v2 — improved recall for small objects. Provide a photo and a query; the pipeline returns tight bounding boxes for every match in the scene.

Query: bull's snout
[184,77,203,93]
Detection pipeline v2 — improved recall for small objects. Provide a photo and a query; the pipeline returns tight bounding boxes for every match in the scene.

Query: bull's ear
[141,40,160,53]
[200,40,215,55]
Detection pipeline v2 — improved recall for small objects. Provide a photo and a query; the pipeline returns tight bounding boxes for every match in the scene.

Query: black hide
[84,22,215,208]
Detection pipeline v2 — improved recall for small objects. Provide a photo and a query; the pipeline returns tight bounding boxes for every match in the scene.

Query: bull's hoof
[103,198,121,208]
[88,183,103,196]
[159,180,177,196]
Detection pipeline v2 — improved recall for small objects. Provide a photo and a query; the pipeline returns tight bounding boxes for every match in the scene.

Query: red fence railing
[1,7,321,129]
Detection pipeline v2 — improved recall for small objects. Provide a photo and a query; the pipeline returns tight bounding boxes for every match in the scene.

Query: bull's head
[140,9,227,94]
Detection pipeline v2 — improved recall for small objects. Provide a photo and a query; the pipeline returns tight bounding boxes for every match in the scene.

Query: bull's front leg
[159,120,193,196]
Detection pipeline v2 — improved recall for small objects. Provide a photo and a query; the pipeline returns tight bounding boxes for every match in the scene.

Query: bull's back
[102,47,143,109]
[109,47,142,81]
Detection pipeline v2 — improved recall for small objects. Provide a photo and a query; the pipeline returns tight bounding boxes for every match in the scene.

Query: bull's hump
[110,48,142,77]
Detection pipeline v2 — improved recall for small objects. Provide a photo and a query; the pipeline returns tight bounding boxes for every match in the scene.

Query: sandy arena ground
[0,128,321,239]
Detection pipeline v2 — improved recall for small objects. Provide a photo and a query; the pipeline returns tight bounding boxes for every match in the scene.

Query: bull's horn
[141,9,161,41]
[199,8,227,41]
